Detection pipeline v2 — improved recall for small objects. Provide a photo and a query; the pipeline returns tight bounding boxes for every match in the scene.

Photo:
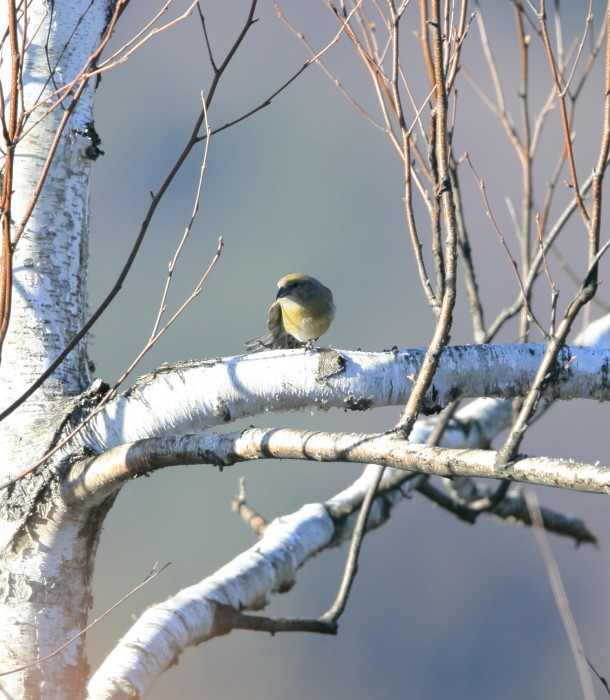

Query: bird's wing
[266,299,283,339]
[244,301,303,351]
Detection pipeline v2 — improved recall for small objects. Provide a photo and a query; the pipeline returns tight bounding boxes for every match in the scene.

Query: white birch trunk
[0,1,112,697]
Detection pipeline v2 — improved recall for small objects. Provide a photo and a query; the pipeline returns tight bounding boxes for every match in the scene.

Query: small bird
[245,274,335,352]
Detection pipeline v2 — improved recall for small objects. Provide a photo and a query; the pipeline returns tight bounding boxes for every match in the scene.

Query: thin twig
[535,213,559,333]
[495,2,610,466]
[150,91,212,338]
[321,465,385,623]
[464,153,548,339]
[526,491,595,700]
[0,0,22,358]
[274,1,393,136]
[537,0,590,224]
[231,477,268,537]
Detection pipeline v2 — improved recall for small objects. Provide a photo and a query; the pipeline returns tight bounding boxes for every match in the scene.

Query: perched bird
[245,274,335,351]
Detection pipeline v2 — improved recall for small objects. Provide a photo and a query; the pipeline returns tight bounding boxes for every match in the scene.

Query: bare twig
[535,214,559,333]
[396,0,459,434]
[537,0,590,224]
[0,0,22,358]
[231,477,268,537]
[495,2,610,467]
[526,491,595,700]
[320,464,385,624]
[464,153,548,339]
[151,91,212,338]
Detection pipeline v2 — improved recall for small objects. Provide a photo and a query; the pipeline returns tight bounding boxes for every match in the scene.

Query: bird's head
[276,274,332,305]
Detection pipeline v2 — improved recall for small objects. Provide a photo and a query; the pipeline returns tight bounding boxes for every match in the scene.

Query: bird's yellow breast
[279,297,334,342]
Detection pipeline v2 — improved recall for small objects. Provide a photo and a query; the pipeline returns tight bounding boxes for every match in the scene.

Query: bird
[245,274,335,352]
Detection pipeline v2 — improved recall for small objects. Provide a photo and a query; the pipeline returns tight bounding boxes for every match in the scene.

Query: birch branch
[64,425,610,506]
[75,343,610,454]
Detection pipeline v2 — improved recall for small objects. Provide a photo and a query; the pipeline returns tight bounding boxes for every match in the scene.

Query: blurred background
[87,1,610,698]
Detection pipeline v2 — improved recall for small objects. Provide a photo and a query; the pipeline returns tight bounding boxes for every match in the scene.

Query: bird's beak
[276,287,290,300]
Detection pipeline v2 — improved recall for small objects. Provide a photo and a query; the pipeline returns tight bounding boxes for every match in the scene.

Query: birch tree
[1,1,609,698]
